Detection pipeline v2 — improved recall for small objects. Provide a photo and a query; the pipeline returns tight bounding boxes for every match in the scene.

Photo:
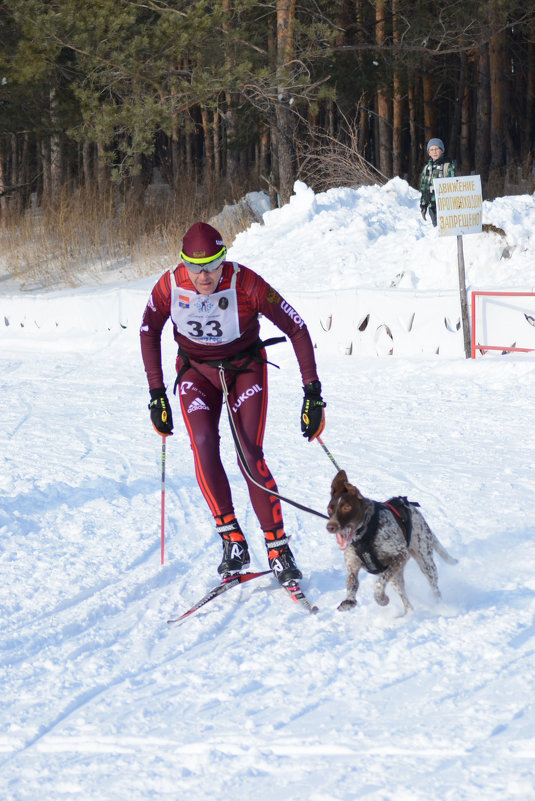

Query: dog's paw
[375,592,390,606]
[337,599,357,611]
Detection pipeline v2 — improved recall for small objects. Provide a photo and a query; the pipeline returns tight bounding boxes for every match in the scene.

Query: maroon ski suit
[140,260,319,533]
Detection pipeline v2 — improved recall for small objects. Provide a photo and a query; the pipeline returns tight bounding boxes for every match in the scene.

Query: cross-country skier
[140,221,326,586]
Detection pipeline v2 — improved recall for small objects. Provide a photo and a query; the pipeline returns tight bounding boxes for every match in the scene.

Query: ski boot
[216,514,250,576]
[264,529,303,586]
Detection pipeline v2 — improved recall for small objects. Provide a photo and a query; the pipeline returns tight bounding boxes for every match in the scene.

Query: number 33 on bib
[170,286,240,344]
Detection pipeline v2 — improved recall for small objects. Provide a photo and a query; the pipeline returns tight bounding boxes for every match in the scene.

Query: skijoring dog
[326,470,458,614]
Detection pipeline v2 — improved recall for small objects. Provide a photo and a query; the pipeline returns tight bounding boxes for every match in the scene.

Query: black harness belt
[174,336,286,393]
[353,497,419,574]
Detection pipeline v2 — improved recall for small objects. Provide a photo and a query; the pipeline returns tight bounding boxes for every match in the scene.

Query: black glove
[420,206,427,220]
[148,388,174,436]
[301,381,326,441]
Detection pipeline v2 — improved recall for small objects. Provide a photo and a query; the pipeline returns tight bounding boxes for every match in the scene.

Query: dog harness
[353,497,418,574]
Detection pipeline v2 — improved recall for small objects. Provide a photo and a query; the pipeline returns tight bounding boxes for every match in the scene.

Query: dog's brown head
[326,469,367,550]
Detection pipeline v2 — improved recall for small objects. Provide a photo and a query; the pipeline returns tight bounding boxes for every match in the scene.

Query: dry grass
[3,157,530,293]
[0,173,260,291]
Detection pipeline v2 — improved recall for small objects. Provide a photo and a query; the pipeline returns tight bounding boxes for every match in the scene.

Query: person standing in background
[420,138,457,227]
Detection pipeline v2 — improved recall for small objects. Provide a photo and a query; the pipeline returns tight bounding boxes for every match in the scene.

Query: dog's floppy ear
[331,469,348,497]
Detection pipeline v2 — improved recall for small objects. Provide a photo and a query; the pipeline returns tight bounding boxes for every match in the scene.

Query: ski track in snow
[1,180,535,800]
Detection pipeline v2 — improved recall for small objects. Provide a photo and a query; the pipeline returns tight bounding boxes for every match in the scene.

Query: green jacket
[420,156,456,209]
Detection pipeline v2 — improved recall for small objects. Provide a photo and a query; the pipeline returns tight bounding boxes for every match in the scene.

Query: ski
[167,572,319,625]
[284,580,319,615]
[167,570,271,624]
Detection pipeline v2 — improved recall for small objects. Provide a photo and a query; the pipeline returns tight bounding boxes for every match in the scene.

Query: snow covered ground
[1,179,534,800]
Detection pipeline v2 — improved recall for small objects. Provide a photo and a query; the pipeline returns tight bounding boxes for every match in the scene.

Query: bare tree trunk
[0,137,7,214]
[392,0,403,176]
[355,0,371,161]
[474,44,490,180]
[82,141,92,191]
[460,59,471,174]
[359,105,370,162]
[488,3,507,173]
[523,37,535,168]
[268,123,279,207]
[326,97,335,138]
[21,132,31,208]
[276,102,296,204]
[96,141,109,197]
[258,125,275,207]
[375,0,391,176]
[222,0,240,186]
[40,138,51,202]
[264,17,279,206]
[408,82,418,184]
[128,152,144,207]
[392,83,402,175]
[449,53,467,159]
[10,133,20,212]
[169,55,184,191]
[185,112,194,176]
[259,125,270,180]
[171,123,181,190]
[201,106,214,183]
[213,109,221,179]
[49,86,63,199]
[276,0,297,205]
[223,103,239,185]
[422,65,435,139]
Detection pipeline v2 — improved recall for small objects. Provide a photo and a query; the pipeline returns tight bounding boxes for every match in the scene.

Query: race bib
[170,285,240,345]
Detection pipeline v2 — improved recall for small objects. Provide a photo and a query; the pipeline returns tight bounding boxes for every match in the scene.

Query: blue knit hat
[427,138,445,153]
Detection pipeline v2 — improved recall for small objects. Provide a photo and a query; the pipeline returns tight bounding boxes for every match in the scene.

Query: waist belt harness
[174,335,286,393]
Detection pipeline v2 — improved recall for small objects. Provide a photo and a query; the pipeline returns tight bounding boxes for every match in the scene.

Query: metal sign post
[433,175,483,359]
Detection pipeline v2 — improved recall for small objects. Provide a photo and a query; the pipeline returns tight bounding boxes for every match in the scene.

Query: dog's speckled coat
[327,470,458,613]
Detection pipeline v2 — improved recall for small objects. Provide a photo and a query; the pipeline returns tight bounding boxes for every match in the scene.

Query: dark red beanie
[181,222,225,260]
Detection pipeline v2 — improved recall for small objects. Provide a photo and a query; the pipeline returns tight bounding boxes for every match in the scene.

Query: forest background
[1,0,534,289]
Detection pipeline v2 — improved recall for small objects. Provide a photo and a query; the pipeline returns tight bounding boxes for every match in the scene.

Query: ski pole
[316,435,343,472]
[161,435,167,564]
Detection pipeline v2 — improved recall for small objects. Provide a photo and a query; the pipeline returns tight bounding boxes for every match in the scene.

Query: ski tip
[283,581,319,614]
[167,614,189,624]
